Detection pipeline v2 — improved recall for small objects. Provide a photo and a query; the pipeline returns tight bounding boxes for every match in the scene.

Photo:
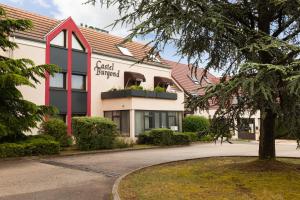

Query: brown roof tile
[167,60,220,95]
[1,3,168,67]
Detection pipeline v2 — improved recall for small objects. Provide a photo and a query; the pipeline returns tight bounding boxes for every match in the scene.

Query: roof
[0,3,168,68]
[167,60,220,96]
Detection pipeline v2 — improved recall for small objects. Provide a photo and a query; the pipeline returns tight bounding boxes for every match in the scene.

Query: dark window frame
[104,110,130,137]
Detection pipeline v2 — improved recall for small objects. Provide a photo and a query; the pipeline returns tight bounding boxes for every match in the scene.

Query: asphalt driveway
[0,141,299,200]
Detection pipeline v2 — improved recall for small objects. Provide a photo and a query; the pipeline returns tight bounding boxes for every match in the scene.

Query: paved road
[0,141,299,200]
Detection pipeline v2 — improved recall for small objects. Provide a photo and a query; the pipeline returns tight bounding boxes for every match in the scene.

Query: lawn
[119,157,300,200]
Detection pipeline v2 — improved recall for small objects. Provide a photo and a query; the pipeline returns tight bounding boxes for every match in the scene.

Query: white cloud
[51,0,132,37]
[9,0,24,4]
[34,0,50,8]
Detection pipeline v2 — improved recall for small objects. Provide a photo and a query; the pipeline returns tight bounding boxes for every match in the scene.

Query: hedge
[179,132,214,142]
[72,117,118,150]
[181,132,198,142]
[39,118,72,147]
[0,136,60,158]
[183,116,210,133]
[138,128,190,146]
[172,133,190,145]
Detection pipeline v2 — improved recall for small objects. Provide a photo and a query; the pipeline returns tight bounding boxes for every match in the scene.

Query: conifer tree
[89,0,300,159]
[0,7,58,142]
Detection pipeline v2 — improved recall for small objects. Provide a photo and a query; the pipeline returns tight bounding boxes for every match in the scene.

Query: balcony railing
[101,89,177,100]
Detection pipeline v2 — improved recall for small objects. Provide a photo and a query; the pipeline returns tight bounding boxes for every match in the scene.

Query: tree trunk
[259,110,276,160]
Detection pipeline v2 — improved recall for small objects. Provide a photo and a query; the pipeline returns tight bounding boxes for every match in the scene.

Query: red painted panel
[45,17,92,135]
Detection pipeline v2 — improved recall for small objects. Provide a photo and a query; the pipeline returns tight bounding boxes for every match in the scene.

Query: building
[168,60,261,140]
[0,4,185,139]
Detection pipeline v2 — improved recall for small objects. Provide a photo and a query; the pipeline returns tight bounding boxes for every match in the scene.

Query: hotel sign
[94,60,120,79]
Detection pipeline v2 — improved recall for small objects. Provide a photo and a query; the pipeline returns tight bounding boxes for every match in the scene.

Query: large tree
[0,7,58,142]
[89,0,300,160]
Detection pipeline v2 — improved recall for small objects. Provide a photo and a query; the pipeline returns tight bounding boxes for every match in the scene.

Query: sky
[0,0,218,75]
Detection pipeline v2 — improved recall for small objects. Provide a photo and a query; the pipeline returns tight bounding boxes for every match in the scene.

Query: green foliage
[138,128,190,146]
[72,117,118,150]
[0,135,60,158]
[137,131,151,144]
[39,118,71,147]
[149,128,174,145]
[209,117,232,141]
[172,133,190,145]
[128,85,143,90]
[154,86,166,93]
[199,134,214,142]
[90,0,300,155]
[182,116,210,133]
[0,7,58,143]
[180,132,198,142]
[113,137,134,148]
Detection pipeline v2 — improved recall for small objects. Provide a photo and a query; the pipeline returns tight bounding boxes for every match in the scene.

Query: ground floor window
[104,110,130,137]
[135,111,182,135]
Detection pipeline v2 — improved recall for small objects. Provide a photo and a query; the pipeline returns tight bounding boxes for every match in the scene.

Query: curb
[111,155,300,200]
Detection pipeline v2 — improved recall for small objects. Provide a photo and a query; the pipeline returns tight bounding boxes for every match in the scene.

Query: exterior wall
[90,53,184,117]
[194,109,261,140]
[4,38,46,106]
[1,37,184,137]
[0,38,46,134]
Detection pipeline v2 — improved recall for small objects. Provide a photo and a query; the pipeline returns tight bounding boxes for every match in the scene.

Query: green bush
[138,129,191,146]
[113,137,134,149]
[72,117,118,150]
[39,118,71,147]
[128,85,143,90]
[183,116,210,133]
[172,133,190,145]
[199,134,214,142]
[181,132,198,142]
[0,136,60,158]
[137,131,151,144]
[154,86,166,93]
[148,128,174,145]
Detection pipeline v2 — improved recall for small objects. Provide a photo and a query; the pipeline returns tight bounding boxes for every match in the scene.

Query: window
[144,111,154,130]
[135,111,144,135]
[104,110,130,136]
[135,111,182,135]
[72,74,86,90]
[148,53,161,63]
[72,33,85,51]
[168,112,177,127]
[50,31,66,47]
[50,73,65,88]
[117,46,133,56]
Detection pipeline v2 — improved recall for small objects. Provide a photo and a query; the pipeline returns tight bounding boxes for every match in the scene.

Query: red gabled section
[45,17,92,135]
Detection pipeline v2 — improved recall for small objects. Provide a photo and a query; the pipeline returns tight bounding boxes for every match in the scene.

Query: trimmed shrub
[72,117,118,150]
[181,132,198,142]
[137,131,151,144]
[183,116,210,133]
[172,133,190,145]
[199,134,214,142]
[138,129,191,146]
[113,137,134,149]
[148,128,174,145]
[0,136,60,158]
[39,118,71,147]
